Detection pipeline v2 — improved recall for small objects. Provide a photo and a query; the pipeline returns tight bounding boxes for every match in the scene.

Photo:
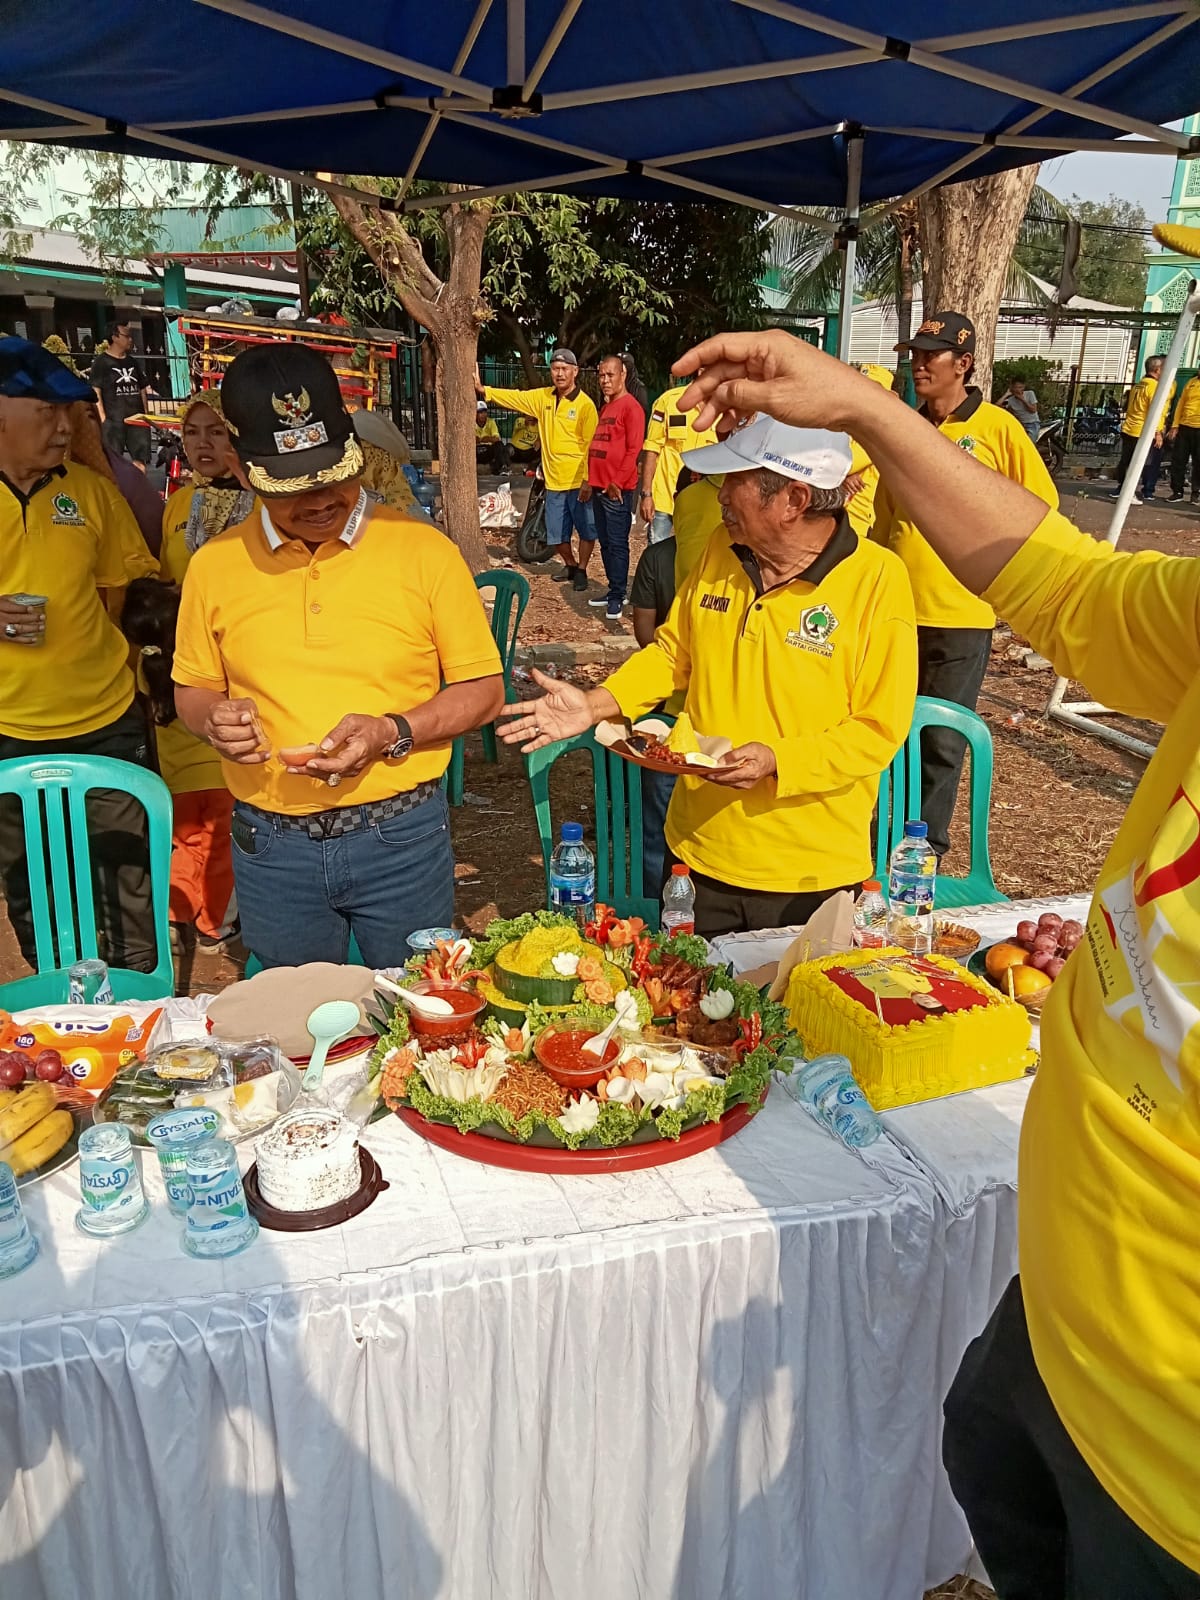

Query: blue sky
[1041,148,1178,216]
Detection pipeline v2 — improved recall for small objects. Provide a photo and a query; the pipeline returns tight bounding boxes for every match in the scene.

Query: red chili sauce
[536,1028,621,1087]
[408,983,486,1042]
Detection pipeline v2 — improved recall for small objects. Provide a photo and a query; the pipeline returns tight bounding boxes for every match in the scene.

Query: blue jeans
[544,487,595,546]
[593,489,635,605]
[231,789,455,968]
[640,767,677,898]
[649,511,673,545]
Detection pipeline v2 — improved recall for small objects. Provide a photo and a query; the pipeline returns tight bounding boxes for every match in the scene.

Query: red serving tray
[396,1093,763,1174]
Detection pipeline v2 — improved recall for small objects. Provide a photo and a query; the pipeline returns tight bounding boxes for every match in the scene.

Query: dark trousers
[1115,431,1161,498]
[476,440,509,475]
[944,1278,1200,1600]
[101,416,150,466]
[593,489,635,606]
[1170,425,1200,498]
[916,625,991,857]
[663,847,859,938]
[640,768,676,904]
[0,702,157,972]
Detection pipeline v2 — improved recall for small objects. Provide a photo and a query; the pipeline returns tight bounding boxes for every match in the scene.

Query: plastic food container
[406,927,459,955]
[534,1023,621,1091]
[405,981,487,1042]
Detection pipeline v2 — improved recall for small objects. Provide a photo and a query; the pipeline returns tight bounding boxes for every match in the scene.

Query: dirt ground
[0,475,1193,1002]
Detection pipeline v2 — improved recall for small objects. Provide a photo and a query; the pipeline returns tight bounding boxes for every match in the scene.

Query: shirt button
[310,568,320,580]
[310,603,321,614]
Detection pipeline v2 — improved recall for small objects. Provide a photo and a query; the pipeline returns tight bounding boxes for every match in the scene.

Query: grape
[1029,949,1055,970]
[34,1051,65,1081]
[1058,927,1082,951]
[1060,920,1084,941]
[12,1051,36,1080]
[1045,956,1066,980]
[0,1057,26,1088]
[1015,921,1038,947]
[1032,934,1059,954]
[1037,913,1063,931]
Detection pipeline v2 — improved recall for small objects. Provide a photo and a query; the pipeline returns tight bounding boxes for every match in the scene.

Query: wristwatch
[384,714,415,760]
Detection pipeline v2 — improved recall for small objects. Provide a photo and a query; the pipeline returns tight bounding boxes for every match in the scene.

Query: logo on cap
[918,319,944,335]
[270,386,328,453]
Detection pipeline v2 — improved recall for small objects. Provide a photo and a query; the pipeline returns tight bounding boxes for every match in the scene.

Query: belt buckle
[305,810,339,840]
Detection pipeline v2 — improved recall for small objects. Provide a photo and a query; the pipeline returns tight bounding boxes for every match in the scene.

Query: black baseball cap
[895,312,976,356]
[0,336,94,403]
[220,343,362,497]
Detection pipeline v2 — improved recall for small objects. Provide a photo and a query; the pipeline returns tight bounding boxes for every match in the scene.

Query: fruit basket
[368,910,795,1171]
[971,909,1085,1012]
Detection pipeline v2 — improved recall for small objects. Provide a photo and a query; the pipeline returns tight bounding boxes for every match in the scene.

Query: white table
[0,898,1089,1600]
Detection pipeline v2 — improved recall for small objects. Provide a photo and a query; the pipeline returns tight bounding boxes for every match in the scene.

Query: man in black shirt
[91,320,151,469]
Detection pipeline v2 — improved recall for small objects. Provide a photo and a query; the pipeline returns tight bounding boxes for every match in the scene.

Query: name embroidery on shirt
[699,593,731,614]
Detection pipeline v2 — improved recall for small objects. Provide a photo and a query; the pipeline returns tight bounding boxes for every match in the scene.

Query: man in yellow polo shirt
[0,337,159,973]
[1111,353,1174,506]
[174,345,503,968]
[501,415,917,933]
[1166,369,1200,504]
[877,311,1057,857]
[673,326,1200,1594]
[477,350,598,592]
[638,384,719,543]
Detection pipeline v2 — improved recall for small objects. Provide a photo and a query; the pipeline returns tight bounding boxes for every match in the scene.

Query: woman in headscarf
[161,390,257,583]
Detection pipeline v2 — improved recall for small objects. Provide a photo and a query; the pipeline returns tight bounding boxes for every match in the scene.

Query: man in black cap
[0,337,160,975]
[173,343,504,968]
[873,312,1057,856]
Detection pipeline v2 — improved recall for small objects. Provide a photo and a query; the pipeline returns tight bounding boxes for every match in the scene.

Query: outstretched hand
[497,668,599,753]
[672,329,870,435]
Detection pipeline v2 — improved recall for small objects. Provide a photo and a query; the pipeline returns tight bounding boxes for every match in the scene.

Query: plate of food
[968,910,1084,1011]
[595,712,733,776]
[0,1078,92,1188]
[368,907,796,1172]
[95,1038,301,1145]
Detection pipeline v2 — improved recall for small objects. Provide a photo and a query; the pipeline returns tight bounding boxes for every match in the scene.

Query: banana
[5,1108,74,1177]
[0,1082,57,1151]
[0,1087,19,1114]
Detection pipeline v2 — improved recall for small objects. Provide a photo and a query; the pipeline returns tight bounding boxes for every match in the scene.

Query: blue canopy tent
[2,1,1199,357]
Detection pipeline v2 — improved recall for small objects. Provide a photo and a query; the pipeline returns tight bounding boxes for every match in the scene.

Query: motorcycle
[1037,419,1065,472]
[514,455,552,566]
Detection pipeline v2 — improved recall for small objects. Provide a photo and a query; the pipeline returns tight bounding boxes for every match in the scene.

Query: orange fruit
[1009,965,1053,998]
[985,942,1030,981]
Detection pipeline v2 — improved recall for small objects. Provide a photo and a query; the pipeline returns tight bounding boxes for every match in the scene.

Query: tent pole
[1045,279,1200,757]
[836,129,863,363]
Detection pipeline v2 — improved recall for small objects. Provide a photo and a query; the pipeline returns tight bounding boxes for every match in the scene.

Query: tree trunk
[895,223,915,348]
[328,184,494,571]
[497,310,538,385]
[917,165,1040,397]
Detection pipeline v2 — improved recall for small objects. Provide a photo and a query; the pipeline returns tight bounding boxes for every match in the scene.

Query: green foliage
[991,356,1062,401]
[1015,193,1149,308]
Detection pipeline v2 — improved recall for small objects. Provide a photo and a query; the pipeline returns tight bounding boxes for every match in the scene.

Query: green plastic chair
[0,755,175,1008]
[447,569,531,806]
[875,695,1006,909]
[525,730,660,929]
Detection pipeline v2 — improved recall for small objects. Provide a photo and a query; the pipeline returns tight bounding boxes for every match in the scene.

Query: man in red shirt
[586,354,646,620]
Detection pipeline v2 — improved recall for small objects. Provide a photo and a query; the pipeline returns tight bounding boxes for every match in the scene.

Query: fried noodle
[492,1063,567,1119]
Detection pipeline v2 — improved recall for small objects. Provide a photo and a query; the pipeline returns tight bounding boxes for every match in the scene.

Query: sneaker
[571,569,589,592]
[1107,489,1121,499]
[1192,497,1199,506]
[587,595,610,607]
[552,566,574,583]
[1131,494,1143,506]
[605,602,624,621]
[1167,493,1185,503]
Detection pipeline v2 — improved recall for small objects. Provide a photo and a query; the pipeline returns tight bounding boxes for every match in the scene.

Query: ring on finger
[3,624,16,638]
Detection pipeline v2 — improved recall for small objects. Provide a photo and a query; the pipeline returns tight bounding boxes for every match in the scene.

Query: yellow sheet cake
[785,947,1035,1110]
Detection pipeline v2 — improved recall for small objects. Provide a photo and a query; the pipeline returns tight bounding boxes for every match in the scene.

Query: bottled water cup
[792,1053,883,1148]
[0,1160,38,1277]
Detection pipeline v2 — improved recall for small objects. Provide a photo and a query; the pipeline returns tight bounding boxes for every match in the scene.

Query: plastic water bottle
[793,1054,883,1148]
[662,863,697,938]
[0,1160,38,1278]
[852,880,889,948]
[550,822,596,930]
[887,820,937,954]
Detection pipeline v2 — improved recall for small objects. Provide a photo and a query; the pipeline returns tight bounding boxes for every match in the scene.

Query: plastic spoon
[373,973,454,1018]
[582,1010,624,1059]
[301,999,363,1091]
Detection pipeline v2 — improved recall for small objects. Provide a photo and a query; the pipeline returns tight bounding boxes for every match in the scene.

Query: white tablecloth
[0,897,1089,1600]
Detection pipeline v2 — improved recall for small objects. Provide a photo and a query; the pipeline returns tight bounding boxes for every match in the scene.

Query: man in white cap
[477,350,598,591]
[499,414,917,934]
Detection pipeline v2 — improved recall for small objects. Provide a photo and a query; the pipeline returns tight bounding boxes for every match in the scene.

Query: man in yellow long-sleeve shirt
[674,327,1200,1597]
[500,415,917,935]
[1166,371,1200,503]
[478,350,598,592]
[1111,353,1174,505]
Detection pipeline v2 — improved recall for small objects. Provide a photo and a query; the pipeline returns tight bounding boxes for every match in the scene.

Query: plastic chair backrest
[875,695,1004,908]
[524,731,660,928]
[0,754,175,1006]
[474,569,530,696]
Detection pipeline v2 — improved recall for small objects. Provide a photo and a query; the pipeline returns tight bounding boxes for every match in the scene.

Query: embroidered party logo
[786,603,838,656]
[957,436,978,455]
[50,492,84,526]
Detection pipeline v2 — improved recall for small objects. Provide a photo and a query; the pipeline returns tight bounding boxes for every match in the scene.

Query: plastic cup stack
[146,1108,222,1217]
[182,1138,258,1259]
